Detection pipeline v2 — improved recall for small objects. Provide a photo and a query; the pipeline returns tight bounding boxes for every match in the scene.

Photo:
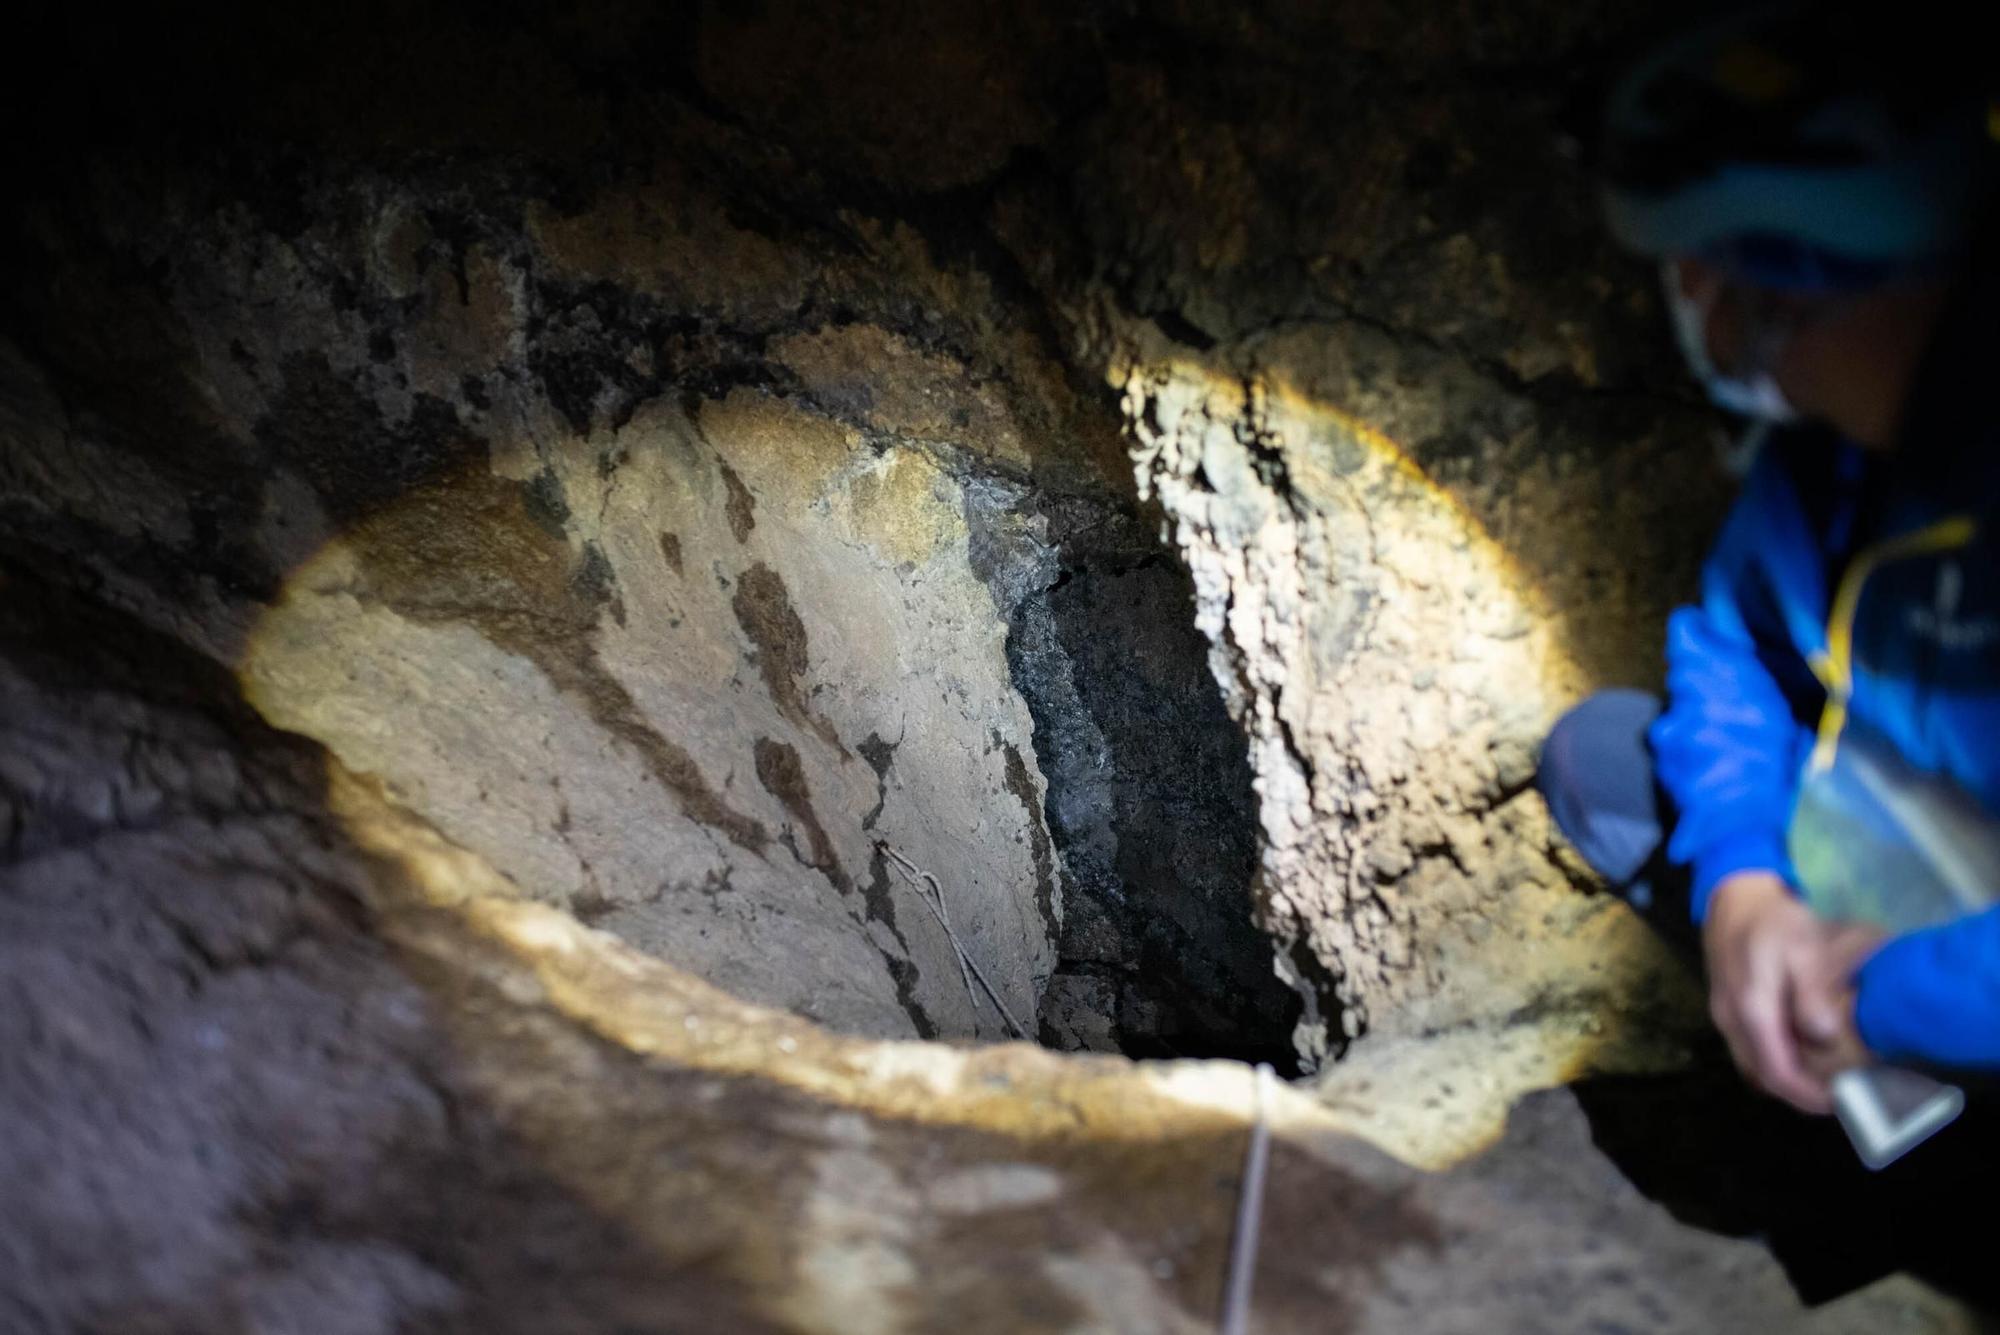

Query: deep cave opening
[966,479,1305,1072]
[0,0,1542,1088]
[0,162,1301,1085]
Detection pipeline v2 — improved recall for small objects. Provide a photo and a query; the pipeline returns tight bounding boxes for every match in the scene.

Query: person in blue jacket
[1538,3,1998,1116]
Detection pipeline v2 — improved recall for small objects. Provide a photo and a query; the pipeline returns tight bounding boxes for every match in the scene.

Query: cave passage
[4,3,1985,1332]
[968,481,1305,1070]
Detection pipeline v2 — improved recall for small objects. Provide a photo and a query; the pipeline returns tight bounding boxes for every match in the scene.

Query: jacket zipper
[1809,514,1979,773]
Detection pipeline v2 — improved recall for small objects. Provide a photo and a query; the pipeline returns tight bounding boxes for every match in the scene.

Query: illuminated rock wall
[0,0,1739,1140]
[0,576,1960,1333]
[9,6,1936,1328]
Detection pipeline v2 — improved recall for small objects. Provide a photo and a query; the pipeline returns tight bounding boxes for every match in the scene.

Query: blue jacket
[1650,267,2000,1070]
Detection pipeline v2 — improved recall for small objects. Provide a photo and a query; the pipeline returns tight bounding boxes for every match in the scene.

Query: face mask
[1660,263,1800,423]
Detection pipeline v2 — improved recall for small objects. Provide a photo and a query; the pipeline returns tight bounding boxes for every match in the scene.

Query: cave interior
[2,4,1995,1332]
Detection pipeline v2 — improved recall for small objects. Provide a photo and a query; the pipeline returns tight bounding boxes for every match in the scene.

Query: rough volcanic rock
[0,2,1282,1065]
[1,1,1985,1327]
[1,574,1975,1333]
[0,192,1066,1044]
[1020,3,1738,1147]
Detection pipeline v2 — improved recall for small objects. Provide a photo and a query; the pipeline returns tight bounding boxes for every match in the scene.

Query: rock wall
[3,180,1073,1045]
[1,573,1968,1333]
[2,0,1321,1068]
[1023,3,1736,1113]
[0,0,1755,1232]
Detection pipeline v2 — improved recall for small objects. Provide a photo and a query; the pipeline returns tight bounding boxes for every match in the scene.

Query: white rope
[890,843,976,1003]
[1220,1062,1275,1335]
[879,843,1030,1040]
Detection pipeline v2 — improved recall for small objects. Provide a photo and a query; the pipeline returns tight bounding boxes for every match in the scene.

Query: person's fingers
[1796,923,1882,1059]
[1704,895,1851,1114]
[1711,936,1781,1099]
[1743,943,1830,1114]
[1795,971,1847,1046]
[1799,1027,1867,1084]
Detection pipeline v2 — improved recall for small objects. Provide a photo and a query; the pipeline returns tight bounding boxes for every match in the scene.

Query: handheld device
[1789,725,1995,1170]
[1830,1066,1965,1171]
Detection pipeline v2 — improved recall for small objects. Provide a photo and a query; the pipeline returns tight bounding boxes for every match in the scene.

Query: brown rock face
[0,2,1983,1330]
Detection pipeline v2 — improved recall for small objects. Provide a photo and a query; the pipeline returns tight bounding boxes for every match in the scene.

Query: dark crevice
[964,478,1304,1074]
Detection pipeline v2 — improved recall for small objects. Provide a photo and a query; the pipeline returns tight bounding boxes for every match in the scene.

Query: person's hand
[1701,870,1888,1113]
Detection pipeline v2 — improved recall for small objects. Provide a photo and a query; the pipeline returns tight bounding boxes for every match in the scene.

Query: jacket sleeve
[1647,484,1815,924]
[1856,908,2000,1068]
